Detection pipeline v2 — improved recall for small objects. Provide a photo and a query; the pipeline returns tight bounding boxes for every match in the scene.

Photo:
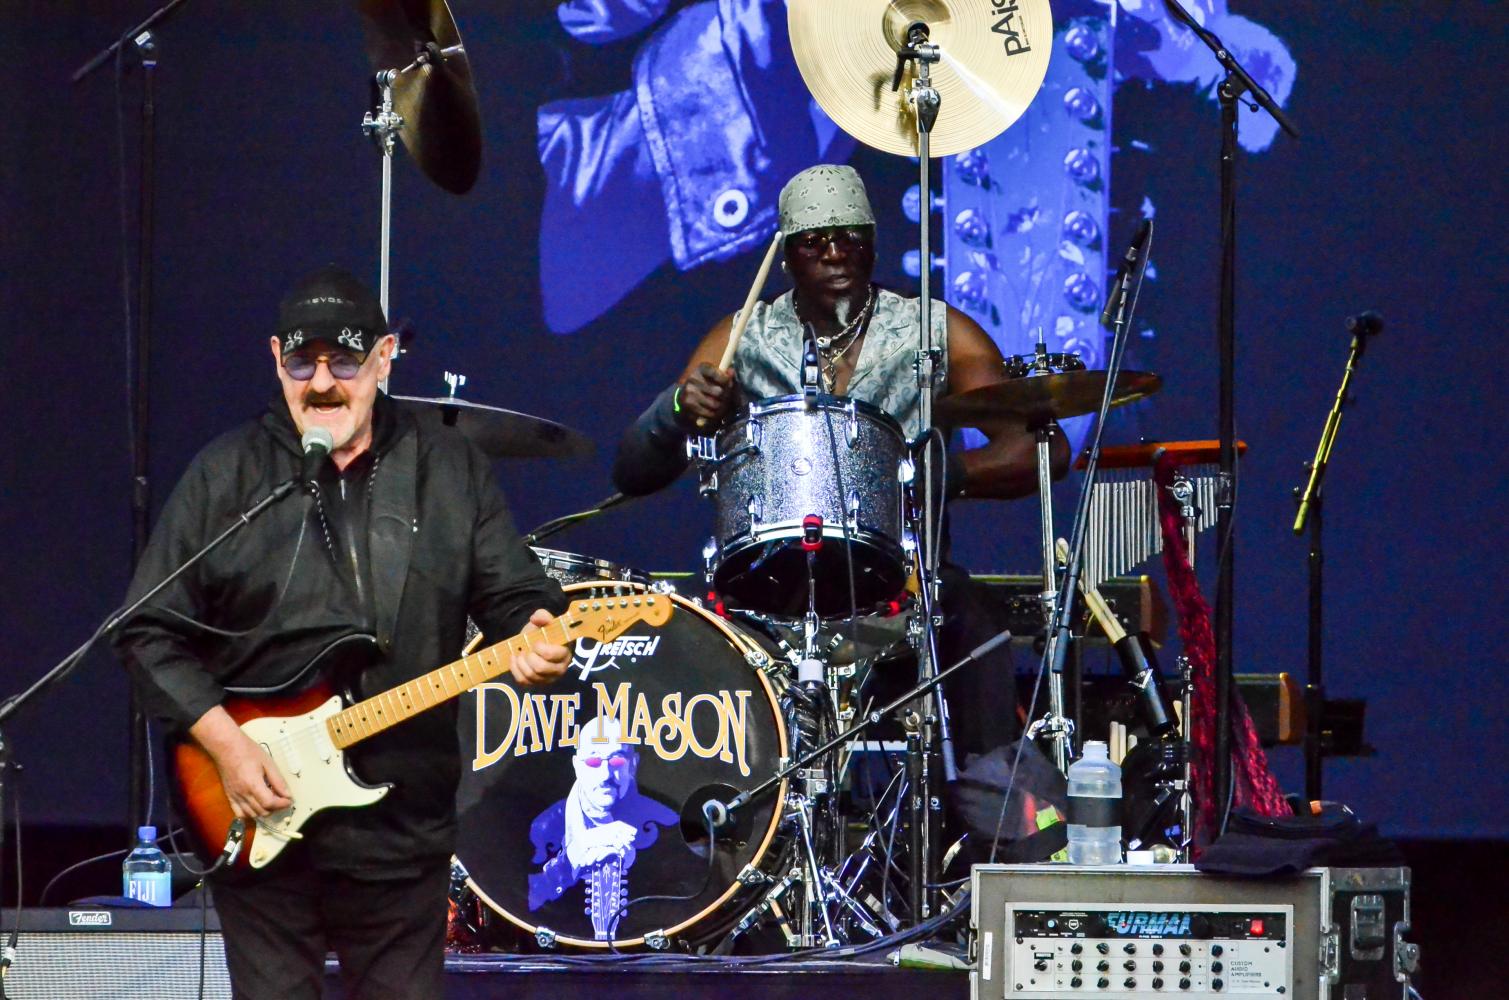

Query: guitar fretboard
[323,595,667,750]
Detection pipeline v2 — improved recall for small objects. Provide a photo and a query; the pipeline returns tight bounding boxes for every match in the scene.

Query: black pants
[211,857,449,1000]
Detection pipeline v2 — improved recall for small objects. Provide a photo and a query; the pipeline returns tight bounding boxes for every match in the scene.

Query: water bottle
[1066,741,1122,865]
[122,826,172,906]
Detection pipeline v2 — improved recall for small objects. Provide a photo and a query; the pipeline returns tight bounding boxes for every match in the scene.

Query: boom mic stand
[1292,311,1382,800]
[0,475,305,984]
[705,630,1013,842]
[72,0,195,835]
[1033,222,1153,772]
[1161,0,1299,825]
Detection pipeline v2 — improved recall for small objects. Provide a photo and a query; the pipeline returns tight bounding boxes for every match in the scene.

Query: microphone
[801,322,821,399]
[701,797,729,829]
[1345,310,1384,338]
[300,427,334,483]
[1100,218,1154,329]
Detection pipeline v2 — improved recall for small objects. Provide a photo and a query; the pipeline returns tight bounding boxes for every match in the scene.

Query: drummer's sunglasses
[282,349,369,381]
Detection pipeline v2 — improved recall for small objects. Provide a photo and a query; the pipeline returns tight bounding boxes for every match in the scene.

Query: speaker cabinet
[0,906,229,999]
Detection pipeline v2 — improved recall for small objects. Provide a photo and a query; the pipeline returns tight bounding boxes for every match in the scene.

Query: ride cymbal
[788,0,1053,157]
[936,369,1162,426]
[392,394,594,460]
[358,0,482,194]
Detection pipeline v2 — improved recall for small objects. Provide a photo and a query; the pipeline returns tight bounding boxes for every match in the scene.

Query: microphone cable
[604,811,720,949]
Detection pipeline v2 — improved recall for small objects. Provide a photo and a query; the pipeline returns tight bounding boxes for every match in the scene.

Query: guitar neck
[325,616,573,751]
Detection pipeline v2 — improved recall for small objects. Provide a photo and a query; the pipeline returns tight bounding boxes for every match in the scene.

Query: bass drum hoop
[460,581,789,950]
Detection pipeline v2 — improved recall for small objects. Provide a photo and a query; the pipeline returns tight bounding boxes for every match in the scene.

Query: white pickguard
[239,695,390,869]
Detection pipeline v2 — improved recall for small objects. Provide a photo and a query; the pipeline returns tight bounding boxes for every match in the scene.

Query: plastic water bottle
[1066,741,1122,865]
[122,826,172,906]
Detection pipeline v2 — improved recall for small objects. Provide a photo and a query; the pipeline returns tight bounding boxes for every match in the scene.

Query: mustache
[303,389,346,407]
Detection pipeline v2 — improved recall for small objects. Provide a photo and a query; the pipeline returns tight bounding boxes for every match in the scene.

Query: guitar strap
[368,421,418,655]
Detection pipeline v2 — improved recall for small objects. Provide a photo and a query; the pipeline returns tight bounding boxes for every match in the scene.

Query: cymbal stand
[362,71,403,390]
[891,18,952,923]
[1015,344,1078,773]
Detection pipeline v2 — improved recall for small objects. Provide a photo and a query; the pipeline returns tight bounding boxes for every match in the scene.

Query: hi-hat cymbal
[358,0,482,194]
[936,370,1163,426]
[788,0,1054,158]
[392,395,594,460]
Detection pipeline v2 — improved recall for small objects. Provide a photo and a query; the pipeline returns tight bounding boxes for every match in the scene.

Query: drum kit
[347,0,1201,953]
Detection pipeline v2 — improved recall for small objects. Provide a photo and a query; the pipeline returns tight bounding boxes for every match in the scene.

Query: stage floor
[329,954,968,1000]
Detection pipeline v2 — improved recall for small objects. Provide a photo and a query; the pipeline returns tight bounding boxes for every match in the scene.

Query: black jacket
[113,394,565,876]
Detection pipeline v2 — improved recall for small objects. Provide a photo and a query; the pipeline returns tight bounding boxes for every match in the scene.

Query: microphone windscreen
[301,427,334,456]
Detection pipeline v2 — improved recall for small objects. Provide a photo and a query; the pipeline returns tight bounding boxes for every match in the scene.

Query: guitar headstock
[566,593,673,645]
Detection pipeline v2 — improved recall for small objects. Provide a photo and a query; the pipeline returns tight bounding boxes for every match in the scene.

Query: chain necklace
[815,285,875,389]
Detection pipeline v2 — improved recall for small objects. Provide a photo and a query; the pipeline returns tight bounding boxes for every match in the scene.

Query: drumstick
[719,229,784,371]
[697,229,784,430]
[1055,538,1127,643]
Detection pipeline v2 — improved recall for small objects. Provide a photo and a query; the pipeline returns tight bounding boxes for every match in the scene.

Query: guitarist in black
[113,265,572,1000]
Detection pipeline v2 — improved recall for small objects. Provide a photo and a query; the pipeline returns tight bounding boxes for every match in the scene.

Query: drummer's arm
[943,307,1070,500]
[610,316,743,497]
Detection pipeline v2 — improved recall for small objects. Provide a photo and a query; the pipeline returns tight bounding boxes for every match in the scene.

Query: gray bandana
[778,165,875,235]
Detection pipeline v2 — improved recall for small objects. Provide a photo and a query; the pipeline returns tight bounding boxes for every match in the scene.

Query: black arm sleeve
[611,384,692,497]
[467,449,569,643]
[110,457,227,733]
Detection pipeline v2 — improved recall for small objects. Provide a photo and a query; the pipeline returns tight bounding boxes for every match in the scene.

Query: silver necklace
[817,286,875,388]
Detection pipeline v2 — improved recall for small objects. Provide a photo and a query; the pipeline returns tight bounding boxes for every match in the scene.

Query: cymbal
[787,0,1054,158]
[392,395,594,460]
[936,370,1163,426]
[358,0,482,194]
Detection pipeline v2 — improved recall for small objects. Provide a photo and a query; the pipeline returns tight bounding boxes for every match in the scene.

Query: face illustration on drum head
[572,716,639,818]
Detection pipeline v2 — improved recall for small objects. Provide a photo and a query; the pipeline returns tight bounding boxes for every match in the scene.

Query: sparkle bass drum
[454,583,788,949]
[700,394,910,618]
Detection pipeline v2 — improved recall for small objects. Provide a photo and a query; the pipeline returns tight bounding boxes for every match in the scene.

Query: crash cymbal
[936,370,1163,426]
[787,0,1053,158]
[392,395,594,460]
[358,0,482,194]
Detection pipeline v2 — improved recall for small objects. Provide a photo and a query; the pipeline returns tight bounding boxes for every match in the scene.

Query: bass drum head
[455,584,787,949]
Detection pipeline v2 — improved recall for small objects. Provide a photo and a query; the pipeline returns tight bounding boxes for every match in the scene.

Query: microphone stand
[1161,0,1299,824]
[1032,224,1151,779]
[1292,315,1379,800]
[706,630,1012,832]
[0,477,304,951]
[73,0,196,837]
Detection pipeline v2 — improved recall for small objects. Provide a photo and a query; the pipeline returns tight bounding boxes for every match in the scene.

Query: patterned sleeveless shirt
[729,288,949,440]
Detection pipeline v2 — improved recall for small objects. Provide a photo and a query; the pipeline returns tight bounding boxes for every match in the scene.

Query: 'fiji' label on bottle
[124,872,172,907]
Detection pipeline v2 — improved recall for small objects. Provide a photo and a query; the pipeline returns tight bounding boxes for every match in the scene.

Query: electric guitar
[173,593,673,870]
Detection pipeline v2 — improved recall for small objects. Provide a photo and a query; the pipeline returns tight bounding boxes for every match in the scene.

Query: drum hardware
[395,373,595,462]
[356,0,482,390]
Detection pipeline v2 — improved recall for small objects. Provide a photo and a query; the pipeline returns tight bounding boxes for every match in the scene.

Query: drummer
[612,163,1068,758]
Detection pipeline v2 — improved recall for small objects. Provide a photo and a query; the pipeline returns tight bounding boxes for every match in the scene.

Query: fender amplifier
[0,906,230,999]
[969,864,1417,1000]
